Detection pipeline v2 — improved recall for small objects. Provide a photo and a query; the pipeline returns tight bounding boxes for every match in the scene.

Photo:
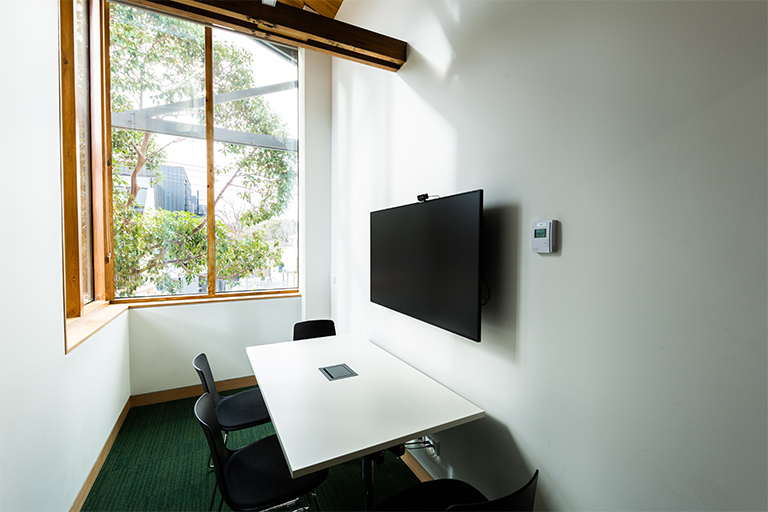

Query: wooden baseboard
[69,399,131,512]
[130,376,258,407]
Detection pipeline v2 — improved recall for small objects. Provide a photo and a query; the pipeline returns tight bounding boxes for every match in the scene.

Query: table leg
[363,445,405,510]
[363,454,375,511]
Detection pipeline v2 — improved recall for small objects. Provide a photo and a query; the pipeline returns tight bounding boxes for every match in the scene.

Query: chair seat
[224,434,329,511]
[215,387,270,431]
[373,479,487,511]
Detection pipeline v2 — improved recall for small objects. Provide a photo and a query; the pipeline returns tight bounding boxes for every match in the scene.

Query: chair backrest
[194,393,234,505]
[448,470,538,512]
[192,353,223,406]
[293,319,336,341]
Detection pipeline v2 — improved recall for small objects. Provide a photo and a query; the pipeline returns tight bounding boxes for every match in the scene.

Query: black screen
[370,190,483,342]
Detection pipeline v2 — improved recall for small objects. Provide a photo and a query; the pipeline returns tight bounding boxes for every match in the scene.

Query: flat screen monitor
[370,190,483,342]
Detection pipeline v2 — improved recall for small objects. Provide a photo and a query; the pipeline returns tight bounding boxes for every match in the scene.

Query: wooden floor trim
[69,399,131,512]
[129,376,258,407]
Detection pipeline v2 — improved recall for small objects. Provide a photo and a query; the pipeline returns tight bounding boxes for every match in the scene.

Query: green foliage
[261,219,297,244]
[215,222,283,286]
[111,128,165,178]
[213,41,297,226]
[109,5,205,110]
[113,175,207,295]
[109,3,295,297]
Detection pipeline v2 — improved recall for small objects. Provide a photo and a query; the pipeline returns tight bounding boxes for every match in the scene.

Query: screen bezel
[370,190,483,342]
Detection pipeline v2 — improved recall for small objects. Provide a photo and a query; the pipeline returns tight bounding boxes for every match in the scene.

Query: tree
[109,3,296,296]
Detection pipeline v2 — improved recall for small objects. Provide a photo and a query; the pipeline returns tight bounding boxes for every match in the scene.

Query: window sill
[118,290,300,309]
[64,291,301,353]
[66,302,129,353]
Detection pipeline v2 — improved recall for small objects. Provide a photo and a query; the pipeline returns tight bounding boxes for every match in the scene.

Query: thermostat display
[532,220,556,253]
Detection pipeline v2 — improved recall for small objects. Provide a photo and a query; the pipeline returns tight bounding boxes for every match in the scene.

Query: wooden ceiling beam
[132,0,406,72]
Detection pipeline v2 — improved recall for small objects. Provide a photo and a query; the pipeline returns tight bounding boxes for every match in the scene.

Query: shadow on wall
[481,204,521,360]
[437,414,549,511]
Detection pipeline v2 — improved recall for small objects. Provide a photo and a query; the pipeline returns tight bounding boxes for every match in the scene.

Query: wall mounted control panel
[532,220,557,253]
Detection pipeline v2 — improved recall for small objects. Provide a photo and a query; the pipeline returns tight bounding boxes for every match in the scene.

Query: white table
[246,333,485,508]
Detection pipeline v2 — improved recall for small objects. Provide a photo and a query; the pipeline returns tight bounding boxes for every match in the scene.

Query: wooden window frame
[107,3,301,303]
[61,0,304,352]
[60,0,111,325]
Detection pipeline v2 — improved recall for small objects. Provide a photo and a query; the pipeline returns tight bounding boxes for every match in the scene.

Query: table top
[246,333,485,478]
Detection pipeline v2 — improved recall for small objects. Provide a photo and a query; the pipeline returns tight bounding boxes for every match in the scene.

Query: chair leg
[310,491,321,511]
[260,497,302,512]
[209,431,230,469]
[285,492,320,512]
[209,477,218,512]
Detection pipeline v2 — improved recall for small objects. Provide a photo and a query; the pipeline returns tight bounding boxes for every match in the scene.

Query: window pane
[75,0,94,304]
[109,3,207,298]
[212,30,298,292]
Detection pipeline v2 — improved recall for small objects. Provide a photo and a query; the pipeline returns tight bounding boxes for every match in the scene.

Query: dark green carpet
[82,388,422,511]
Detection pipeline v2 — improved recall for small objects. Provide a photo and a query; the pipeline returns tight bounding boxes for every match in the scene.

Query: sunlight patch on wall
[389,81,458,200]
[410,11,455,79]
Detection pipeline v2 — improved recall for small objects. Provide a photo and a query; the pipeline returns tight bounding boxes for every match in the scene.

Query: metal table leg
[363,453,376,511]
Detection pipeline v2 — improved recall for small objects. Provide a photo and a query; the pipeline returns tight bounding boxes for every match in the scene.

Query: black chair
[372,469,538,511]
[293,319,336,341]
[192,353,270,442]
[195,393,328,511]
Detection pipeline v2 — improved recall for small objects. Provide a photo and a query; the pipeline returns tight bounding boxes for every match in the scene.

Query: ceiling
[276,0,343,19]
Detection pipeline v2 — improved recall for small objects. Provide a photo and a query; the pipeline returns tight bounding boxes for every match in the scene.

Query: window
[109,3,299,299]
[61,0,299,325]
[60,0,108,321]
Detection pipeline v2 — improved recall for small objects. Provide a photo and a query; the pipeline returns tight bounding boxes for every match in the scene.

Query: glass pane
[212,30,299,292]
[109,3,207,298]
[75,0,94,304]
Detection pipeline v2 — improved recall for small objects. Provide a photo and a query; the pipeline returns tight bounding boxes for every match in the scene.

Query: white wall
[130,297,302,394]
[0,3,131,510]
[300,49,333,321]
[332,1,767,510]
